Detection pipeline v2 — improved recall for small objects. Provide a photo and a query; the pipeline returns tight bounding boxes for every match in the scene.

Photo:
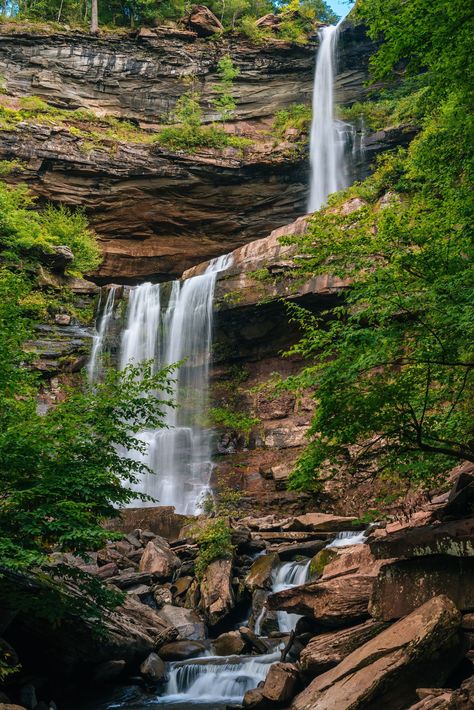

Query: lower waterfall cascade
[88,254,233,515]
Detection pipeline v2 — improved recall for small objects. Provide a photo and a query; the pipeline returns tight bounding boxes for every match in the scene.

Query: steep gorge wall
[0,22,378,283]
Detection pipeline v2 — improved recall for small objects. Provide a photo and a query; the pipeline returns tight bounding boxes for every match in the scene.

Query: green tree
[281,0,474,491]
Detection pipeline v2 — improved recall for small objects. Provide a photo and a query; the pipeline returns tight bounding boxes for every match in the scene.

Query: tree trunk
[57,0,65,22]
[90,0,99,33]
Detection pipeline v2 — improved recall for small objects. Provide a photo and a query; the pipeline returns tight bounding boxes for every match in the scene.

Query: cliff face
[0,24,381,283]
[0,28,315,124]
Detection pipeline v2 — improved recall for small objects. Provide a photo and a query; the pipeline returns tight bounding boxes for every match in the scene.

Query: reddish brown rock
[299,620,387,676]
[291,595,463,710]
[186,5,224,36]
[267,573,373,628]
[213,630,246,656]
[370,555,474,621]
[199,559,235,626]
[284,513,363,533]
[261,662,299,702]
[159,640,207,661]
[245,553,280,591]
[368,518,474,560]
[138,536,180,578]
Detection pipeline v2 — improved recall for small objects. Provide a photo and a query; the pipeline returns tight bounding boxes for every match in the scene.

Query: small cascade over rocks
[87,254,232,514]
[271,561,312,633]
[87,286,117,383]
[163,651,280,705]
[308,23,352,212]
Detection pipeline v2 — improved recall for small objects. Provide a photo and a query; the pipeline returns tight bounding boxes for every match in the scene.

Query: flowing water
[308,23,351,212]
[88,255,232,514]
[87,286,117,383]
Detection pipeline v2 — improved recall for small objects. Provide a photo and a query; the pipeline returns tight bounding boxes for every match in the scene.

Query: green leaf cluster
[0,181,101,275]
[280,0,474,492]
[194,517,235,579]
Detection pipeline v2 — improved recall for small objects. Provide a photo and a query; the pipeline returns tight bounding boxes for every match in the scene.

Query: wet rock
[299,620,387,676]
[245,553,280,591]
[138,536,181,578]
[159,640,207,661]
[370,556,474,621]
[199,559,235,626]
[271,539,327,560]
[186,5,224,36]
[261,662,299,702]
[157,604,206,641]
[291,595,464,710]
[309,547,338,577]
[0,705,27,709]
[239,626,270,654]
[140,652,166,683]
[93,659,126,682]
[268,573,373,628]
[213,631,246,656]
[243,687,269,709]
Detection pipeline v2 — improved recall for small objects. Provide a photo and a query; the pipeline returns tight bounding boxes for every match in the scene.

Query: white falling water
[271,560,311,633]
[87,286,117,383]
[118,253,232,514]
[162,651,280,705]
[308,23,349,212]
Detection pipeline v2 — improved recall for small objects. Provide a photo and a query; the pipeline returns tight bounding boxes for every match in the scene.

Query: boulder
[157,604,206,641]
[369,518,474,560]
[291,595,464,710]
[140,652,166,683]
[261,662,299,703]
[40,244,74,273]
[213,630,246,656]
[138,536,180,578]
[243,687,268,708]
[271,539,327,560]
[187,5,224,36]
[199,559,235,626]
[159,640,207,661]
[108,570,152,589]
[240,626,271,654]
[245,553,280,591]
[284,513,363,533]
[267,574,373,628]
[370,555,474,621]
[299,620,387,676]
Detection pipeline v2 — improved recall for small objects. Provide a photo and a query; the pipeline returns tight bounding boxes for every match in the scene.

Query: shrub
[194,518,235,579]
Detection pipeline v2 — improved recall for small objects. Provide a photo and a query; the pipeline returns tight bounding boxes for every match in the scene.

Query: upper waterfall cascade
[308,23,352,212]
[88,254,232,514]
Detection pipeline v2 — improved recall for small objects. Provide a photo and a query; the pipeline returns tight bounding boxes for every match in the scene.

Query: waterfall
[308,23,350,212]
[87,286,117,383]
[272,560,311,633]
[162,651,280,705]
[88,254,232,514]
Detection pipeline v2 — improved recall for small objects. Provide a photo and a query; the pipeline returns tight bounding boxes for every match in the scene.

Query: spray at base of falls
[308,23,352,213]
[87,254,232,515]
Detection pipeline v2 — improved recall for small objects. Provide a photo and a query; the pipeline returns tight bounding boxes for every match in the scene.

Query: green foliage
[0,181,101,275]
[209,406,259,433]
[157,86,251,152]
[282,93,473,491]
[212,55,240,122]
[194,518,235,579]
[273,102,311,138]
[0,356,176,570]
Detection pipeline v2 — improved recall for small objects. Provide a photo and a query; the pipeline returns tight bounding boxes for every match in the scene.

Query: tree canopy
[282,0,474,492]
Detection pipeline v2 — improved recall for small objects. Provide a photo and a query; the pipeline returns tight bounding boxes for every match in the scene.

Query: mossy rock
[309,547,338,577]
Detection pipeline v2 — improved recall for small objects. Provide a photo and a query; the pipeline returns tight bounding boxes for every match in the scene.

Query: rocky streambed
[4,465,474,710]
